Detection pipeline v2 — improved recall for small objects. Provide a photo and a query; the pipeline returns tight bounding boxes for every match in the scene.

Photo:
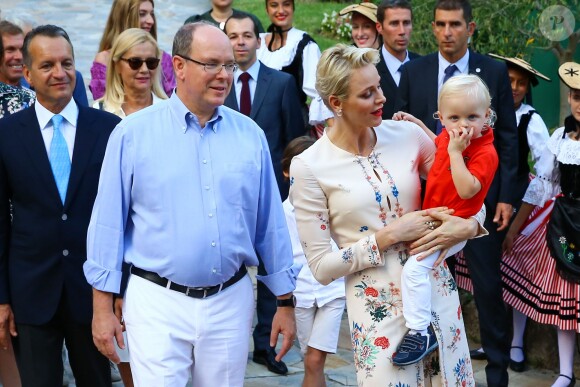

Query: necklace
[354,149,403,226]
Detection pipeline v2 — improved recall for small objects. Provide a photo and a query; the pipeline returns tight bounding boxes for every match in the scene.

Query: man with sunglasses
[85,21,298,386]
[0,25,120,387]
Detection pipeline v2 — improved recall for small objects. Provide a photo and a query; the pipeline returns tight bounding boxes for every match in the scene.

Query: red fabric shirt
[423,127,498,218]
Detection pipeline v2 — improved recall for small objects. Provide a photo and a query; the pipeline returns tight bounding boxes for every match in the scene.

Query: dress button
[212,269,217,273]
[62,249,69,256]
[205,185,210,190]
[211,242,216,247]
[203,160,207,164]
[61,214,68,221]
[208,213,213,218]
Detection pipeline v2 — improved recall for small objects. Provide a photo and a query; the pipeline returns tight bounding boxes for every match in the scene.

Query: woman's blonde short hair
[99,0,157,52]
[100,28,167,114]
[316,44,379,109]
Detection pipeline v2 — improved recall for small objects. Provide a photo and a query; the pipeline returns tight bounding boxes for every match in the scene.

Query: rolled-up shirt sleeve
[84,123,133,294]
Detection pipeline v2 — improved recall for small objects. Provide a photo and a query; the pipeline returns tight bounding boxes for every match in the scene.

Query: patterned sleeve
[89,61,107,100]
[522,128,562,206]
[161,51,176,97]
[289,156,383,286]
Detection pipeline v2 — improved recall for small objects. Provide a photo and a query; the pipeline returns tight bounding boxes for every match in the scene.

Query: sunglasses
[120,57,160,70]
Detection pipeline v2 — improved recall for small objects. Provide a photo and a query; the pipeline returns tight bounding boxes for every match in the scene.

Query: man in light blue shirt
[84,21,299,386]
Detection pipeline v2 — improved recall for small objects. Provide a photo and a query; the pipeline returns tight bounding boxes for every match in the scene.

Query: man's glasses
[120,57,160,70]
[177,54,238,74]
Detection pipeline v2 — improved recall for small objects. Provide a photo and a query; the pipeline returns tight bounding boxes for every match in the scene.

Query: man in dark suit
[223,14,304,375]
[396,1,518,386]
[375,0,419,119]
[0,25,120,387]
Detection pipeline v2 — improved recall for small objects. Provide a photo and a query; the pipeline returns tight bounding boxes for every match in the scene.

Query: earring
[336,109,343,117]
[432,112,440,120]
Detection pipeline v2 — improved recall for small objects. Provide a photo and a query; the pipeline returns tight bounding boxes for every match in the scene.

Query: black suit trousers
[12,296,111,387]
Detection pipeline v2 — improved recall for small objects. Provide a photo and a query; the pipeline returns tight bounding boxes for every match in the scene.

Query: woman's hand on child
[410,209,478,267]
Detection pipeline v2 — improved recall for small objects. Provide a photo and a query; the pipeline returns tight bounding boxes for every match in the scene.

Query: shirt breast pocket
[220,162,260,210]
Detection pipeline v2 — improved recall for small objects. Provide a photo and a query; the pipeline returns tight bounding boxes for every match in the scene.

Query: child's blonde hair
[438,74,496,126]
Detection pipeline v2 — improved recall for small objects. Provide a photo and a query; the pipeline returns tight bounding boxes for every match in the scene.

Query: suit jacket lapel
[427,55,439,120]
[14,107,62,204]
[64,106,98,209]
[224,86,238,110]
[467,49,484,77]
[377,50,397,90]
[251,63,271,120]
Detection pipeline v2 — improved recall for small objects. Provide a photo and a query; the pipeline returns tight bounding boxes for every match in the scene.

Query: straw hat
[559,62,580,90]
[339,2,378,24]
[488,53,550,86]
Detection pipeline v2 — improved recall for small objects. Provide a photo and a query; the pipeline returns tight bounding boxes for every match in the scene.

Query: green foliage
[321,10,353,41]
[408,0,580,59]
[234,0,580,56]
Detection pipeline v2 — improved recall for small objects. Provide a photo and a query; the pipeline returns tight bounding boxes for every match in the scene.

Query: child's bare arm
[393,111,436,141]
[448,128,481,199]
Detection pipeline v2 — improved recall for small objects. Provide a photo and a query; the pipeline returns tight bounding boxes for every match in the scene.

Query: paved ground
[0,0,564,386]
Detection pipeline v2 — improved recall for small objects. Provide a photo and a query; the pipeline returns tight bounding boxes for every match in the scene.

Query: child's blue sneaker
[392,326,438,366]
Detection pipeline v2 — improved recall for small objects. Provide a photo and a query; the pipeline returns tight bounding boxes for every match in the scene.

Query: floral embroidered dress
[501,123,580,332]
[0,82,35,119]
[290,121,475,386]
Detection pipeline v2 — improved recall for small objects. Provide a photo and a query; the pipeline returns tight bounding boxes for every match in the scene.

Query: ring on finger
[424,220,436,230]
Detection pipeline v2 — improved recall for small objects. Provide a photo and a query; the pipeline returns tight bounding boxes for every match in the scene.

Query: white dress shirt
[233,60,261,107]
[381,46,411,87]
[515,103,550,164]
[36,99,78,161]
[437,50,470,94]
[257,28,333,124]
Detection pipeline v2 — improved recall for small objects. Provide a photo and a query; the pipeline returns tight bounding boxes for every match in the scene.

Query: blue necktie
[436,64,459,134]
[49,114,71,204]
[443,64,458,84]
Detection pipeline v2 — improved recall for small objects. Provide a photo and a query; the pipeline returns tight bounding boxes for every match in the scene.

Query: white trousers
[401,241,465,331]
[124,273,254,387]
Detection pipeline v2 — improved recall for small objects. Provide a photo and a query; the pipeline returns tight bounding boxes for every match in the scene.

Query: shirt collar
[36,98,79,130]
[438,50,470,75]
[382,46,410,72]
[234,60,261,84]
[168,91,223,134]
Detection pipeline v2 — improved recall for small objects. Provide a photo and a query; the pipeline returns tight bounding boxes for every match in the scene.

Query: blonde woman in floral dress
[290,44,483,386]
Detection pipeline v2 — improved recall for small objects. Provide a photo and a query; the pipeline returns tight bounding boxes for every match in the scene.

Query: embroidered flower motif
[364,287,379,297]
[560,236,567,244]
[316,212,329,231]
[433,262,457,296]
[342,247,354,263]
[359,225,369,232]
[354,150,403,226]
[453,356,474,386]
[351,322,381,378]
[457,305,462,320]
[354,278,402,322]
[446,323,462,353]
[289,176,294,186]
[374,336,390,349]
